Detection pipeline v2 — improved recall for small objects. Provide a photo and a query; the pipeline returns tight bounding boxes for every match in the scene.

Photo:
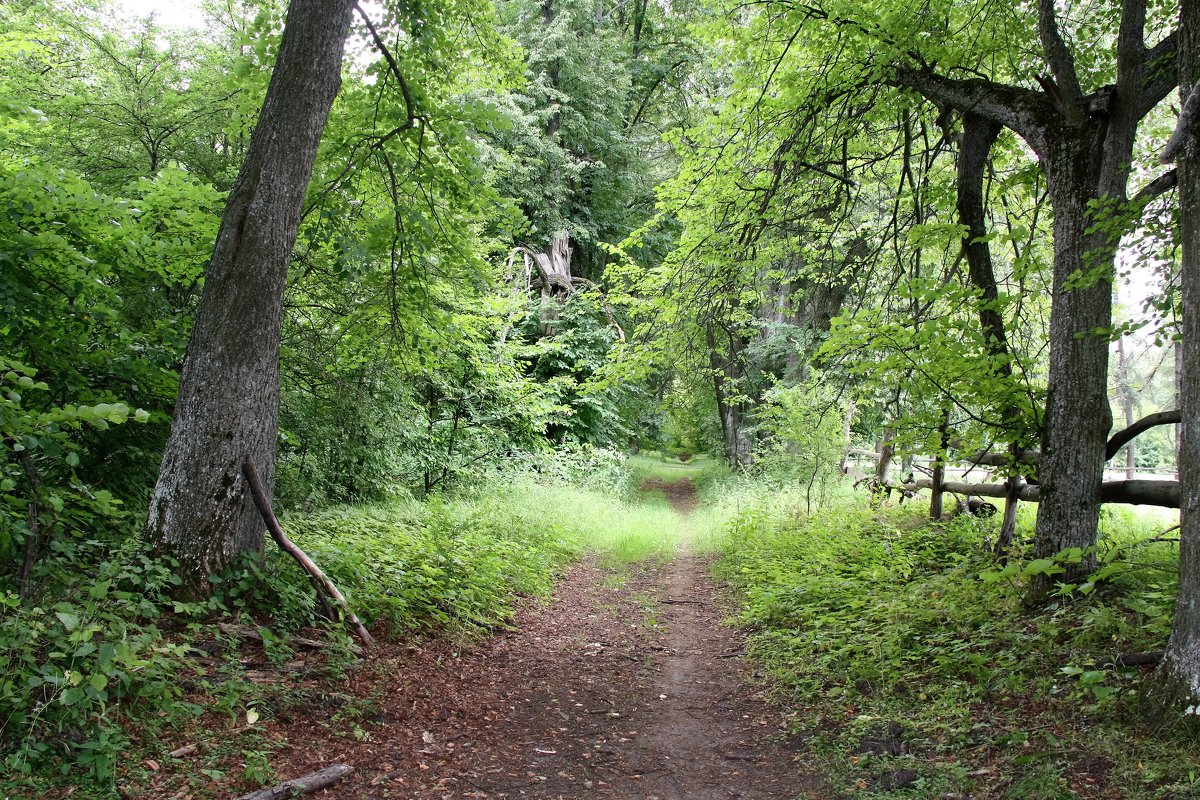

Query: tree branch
[1036,0,1086,118]
[1163,81,1200,164]
[242,457,375,647]
[354,2,417,130]
[1105,409,1181,459]
[1141,30,1179,119]
[890,67,1050,154]
[1132,168,1178,203]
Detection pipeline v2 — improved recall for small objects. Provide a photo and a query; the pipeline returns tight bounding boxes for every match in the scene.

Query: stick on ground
[234,764,354,800]
[242,457,375,647]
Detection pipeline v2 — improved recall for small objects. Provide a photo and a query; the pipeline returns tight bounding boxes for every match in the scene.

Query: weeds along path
[217,477,820,799]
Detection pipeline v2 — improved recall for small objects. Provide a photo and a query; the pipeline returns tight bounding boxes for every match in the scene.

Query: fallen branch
[1105,410,1181,460]
[242,457,375,648]
[1098,651,1164,669]
[880,478,1180,508]
[216,622,364,656]
[234,764,354,800]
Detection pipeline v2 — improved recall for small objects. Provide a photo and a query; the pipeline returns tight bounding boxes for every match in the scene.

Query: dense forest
[1,0,1199,797]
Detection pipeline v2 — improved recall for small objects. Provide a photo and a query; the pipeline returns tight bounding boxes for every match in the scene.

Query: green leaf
[1021,559,1062,577]
[55,610,81,632]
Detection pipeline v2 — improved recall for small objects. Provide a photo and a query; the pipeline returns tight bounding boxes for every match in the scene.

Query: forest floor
[151,476,824,799]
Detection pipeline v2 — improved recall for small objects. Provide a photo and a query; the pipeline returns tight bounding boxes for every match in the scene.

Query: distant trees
[628,0,1182,601]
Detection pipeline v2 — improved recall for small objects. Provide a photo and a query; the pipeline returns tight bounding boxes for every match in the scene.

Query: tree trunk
[839,399,856,475]
[1029,133,1118,602]
[1176,340,1183,480]
[1154,0,1200,715]
[930,408,950,519]
[145,0,355,597]
[706,322,753,469]
[1116,336,1137,478]
[888,0,1173,604]
[874,424,896,505]
[957,112,1026,552]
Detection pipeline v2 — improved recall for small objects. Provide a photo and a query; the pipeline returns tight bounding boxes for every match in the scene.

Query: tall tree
[885,0,1177,599]
[667,0,1176,595]
[146,0,355,596]
[1155,0,1200,715]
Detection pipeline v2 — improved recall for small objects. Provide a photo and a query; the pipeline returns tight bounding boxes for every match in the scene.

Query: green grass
[627,452,722,485]
[280,472,689,636]
[708,481,1197,799]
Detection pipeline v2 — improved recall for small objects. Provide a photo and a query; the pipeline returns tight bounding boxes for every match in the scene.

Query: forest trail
[254,476,822,799]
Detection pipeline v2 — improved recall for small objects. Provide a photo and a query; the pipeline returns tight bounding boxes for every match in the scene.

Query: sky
[117,0,207,29]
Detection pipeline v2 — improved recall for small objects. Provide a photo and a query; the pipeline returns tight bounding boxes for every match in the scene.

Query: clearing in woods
[227,474,822,799]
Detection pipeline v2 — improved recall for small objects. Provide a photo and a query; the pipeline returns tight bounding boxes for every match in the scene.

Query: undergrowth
[1,453,680,797]
[283,473,685,635]
[712,485,1198,799]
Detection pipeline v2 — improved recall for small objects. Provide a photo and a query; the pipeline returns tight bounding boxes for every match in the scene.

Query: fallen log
[893,478,1039,501]
[1099,650,1165,668]
[216,622,364,656]
[243,457,375,648]
[1099,479,1180,508]
[906,410,1182,471]
[234,764,353,800]
[885,478,1180,508]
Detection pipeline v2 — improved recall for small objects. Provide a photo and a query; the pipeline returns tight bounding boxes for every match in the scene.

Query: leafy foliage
[711,488,1193,798]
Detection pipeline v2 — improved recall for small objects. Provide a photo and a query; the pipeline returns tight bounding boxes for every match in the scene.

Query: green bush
[2,454,681,790]
[0,360,148,596]
[0,540,192,783]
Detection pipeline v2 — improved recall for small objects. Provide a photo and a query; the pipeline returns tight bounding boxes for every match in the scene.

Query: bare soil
[141,478,822,799]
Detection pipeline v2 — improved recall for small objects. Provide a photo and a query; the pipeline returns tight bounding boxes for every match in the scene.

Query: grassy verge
[710,482,1198,799]
[285,475,687,634]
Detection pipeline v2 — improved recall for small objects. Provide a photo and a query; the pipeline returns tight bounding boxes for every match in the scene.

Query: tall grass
[280,469,688,636]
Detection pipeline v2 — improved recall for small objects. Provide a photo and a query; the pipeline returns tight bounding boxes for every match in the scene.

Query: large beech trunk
[1155,0,1200,714]
[1028,135,1118,601]
[146,0,355,597]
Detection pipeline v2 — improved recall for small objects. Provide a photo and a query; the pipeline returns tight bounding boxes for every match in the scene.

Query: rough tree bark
[930,407,951,519]
[145,0,355,597]
[838,399,856,476]
[1154,0,1200,717]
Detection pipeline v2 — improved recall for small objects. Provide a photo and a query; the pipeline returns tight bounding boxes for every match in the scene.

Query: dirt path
[208,478,821,799]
